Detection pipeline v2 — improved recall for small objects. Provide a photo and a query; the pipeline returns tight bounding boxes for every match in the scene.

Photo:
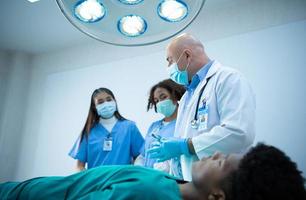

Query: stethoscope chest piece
[190,119,199,129]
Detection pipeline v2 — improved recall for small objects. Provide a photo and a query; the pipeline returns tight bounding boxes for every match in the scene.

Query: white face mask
[96,101,117,119]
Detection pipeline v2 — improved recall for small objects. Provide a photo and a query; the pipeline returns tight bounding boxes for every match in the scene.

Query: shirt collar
[186,60,213,91]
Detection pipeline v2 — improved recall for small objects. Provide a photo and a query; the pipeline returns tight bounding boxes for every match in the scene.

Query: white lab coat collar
[205,60,221,80]
[187,60,221,105]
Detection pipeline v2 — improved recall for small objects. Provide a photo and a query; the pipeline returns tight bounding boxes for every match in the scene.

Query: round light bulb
[158,0,188,22]
[74,0,106,23]
[118,0,143,5]
[118,15,147,37]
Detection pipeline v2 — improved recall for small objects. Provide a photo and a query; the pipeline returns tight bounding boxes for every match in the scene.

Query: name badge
[197,98,208,131]
[103,137,112,151]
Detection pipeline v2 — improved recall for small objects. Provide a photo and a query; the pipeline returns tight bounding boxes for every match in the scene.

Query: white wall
[0,51,10,127]
[0,51,31,182]
[12,19,306,181]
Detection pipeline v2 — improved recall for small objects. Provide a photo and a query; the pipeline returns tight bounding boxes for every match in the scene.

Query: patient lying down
[1,143,305,200]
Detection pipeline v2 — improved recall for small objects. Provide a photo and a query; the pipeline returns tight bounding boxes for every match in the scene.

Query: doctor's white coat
[174,60,256,181]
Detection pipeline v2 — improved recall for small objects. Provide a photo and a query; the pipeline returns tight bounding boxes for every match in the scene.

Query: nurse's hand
[147,138,191,162]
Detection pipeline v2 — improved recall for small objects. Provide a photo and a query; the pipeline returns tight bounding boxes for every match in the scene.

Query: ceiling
[0,0,305,54]
[0,0,89,54]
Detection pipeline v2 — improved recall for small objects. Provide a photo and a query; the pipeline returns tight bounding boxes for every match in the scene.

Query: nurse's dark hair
[221,143,306,200]
[147,79,186,112]
[80,87,126,141]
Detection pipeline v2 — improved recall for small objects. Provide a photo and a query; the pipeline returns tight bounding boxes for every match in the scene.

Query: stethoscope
[190,76,212,129]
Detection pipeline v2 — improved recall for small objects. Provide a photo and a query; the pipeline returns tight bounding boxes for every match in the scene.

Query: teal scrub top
[0,166,182,200]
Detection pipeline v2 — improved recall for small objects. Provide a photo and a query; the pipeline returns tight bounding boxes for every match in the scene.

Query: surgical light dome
[56,0,205,46]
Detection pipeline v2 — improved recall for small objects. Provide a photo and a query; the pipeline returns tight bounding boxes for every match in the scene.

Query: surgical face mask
[96,101,117,119]
[167,51,190,86]
[156,99,177,117]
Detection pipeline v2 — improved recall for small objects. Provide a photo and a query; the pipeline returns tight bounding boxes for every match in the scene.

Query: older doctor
[148,33,256,181]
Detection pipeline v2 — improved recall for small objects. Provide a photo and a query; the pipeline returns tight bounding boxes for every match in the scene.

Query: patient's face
[192,152,241,191]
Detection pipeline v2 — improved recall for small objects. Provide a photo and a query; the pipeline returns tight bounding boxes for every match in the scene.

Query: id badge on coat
[103,137,112,151]
[198,99,208,131]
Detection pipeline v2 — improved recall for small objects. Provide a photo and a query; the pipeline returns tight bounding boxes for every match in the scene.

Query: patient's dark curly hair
[147,79,186,112]
[223,143,306,200]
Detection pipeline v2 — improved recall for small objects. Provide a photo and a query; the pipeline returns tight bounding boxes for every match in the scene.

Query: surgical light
[118,15,147,37]
[118,0,143,5]
[27,0,40,2]
[56,0,205,46]
[158,0,188,22]
[74,0,106,23]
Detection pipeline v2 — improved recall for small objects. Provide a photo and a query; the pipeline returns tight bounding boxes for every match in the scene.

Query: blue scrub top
[69,120,144,169]
[142,119,176,168]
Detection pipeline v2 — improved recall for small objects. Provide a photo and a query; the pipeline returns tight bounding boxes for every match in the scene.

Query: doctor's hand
[147,138,191,162]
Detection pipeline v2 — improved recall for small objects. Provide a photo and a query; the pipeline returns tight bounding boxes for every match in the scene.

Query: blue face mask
[167,50,190,86]
[156,99,177,117]
[96,101,117,119]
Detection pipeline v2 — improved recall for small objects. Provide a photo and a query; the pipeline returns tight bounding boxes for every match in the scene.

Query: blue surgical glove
[147,138,191,162]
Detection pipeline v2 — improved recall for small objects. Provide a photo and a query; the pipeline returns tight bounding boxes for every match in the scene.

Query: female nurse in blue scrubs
[69,88,144,171]
[136,79,185,176]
